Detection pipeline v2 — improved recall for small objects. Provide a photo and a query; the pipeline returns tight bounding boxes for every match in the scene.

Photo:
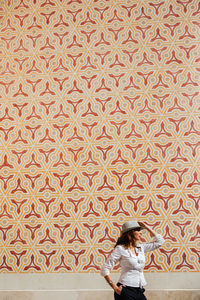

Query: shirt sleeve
[143,234,165,253]
[100,246,122,277]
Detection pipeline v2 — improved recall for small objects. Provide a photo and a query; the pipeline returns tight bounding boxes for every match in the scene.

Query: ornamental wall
[0,0,200,292]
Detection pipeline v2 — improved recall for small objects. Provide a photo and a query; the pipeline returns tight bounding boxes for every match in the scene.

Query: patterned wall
[0,0,200,273]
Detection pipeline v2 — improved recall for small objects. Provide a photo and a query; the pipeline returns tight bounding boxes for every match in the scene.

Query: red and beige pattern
[0,0,200,273]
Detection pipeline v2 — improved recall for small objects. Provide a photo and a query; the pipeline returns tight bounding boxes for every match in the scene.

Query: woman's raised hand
[138,221,147,228]
[138,221,156,237]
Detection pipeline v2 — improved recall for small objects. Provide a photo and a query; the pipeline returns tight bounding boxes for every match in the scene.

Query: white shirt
[100,234,164,288]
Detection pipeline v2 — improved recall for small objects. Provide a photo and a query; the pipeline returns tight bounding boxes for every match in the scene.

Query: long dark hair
[114,229,139,248]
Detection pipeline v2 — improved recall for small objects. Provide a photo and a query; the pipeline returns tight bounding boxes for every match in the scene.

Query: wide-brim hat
[121,220,145,235]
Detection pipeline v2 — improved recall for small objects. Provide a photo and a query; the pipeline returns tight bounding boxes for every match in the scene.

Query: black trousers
[114,283,147,300]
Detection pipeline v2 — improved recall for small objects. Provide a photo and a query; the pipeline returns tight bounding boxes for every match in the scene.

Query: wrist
[148,229,156,236]
[109,282,117,289]
[148,227,156,233]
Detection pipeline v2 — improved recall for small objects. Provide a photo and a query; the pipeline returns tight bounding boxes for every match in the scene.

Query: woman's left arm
[138,222,165,253]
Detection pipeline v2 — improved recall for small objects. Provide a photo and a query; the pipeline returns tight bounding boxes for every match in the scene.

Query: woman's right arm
[100,246,124,295]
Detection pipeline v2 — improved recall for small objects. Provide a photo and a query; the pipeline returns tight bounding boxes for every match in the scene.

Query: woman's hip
[114,283,147,300]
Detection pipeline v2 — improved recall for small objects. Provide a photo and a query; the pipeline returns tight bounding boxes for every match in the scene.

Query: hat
[121,220,144,235]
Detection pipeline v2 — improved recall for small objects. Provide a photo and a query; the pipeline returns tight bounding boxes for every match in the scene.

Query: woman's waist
[119,270,145,278]
[118,281,147,289]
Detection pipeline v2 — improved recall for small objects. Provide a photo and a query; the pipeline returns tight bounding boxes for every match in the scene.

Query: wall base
[0,290,200,300]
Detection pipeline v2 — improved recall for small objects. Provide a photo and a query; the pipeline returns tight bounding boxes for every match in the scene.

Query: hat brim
[121,226,145,235]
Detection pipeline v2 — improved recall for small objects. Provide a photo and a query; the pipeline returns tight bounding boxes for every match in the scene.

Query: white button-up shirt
[100,234,164,288]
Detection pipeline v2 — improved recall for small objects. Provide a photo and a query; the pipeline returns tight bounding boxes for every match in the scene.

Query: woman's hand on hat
[138,221,147,229]
[138,221,156,236]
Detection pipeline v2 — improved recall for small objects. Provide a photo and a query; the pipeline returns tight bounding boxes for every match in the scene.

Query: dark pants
[114,283,147,300]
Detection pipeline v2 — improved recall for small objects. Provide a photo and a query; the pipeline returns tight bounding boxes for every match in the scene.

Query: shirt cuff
[100,268,110,277]
[154,234,165,244]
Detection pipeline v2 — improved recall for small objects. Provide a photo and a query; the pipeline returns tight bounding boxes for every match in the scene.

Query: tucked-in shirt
[100,234,164,288]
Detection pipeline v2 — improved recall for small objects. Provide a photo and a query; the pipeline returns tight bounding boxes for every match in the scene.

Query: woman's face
[133,229,142,241]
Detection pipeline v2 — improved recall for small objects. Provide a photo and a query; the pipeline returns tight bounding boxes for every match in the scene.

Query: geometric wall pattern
[0,0,200,272]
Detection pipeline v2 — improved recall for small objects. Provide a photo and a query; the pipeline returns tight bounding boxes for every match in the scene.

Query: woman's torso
[117,245,147,287]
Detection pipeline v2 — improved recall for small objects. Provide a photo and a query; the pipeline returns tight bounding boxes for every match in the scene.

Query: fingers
[138,221,145,226]
[115,284,126,295]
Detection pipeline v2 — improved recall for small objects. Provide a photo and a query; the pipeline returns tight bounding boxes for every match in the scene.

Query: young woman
[100,220,164,300]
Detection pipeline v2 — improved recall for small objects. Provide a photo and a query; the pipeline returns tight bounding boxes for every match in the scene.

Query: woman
[100,220,164,300]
